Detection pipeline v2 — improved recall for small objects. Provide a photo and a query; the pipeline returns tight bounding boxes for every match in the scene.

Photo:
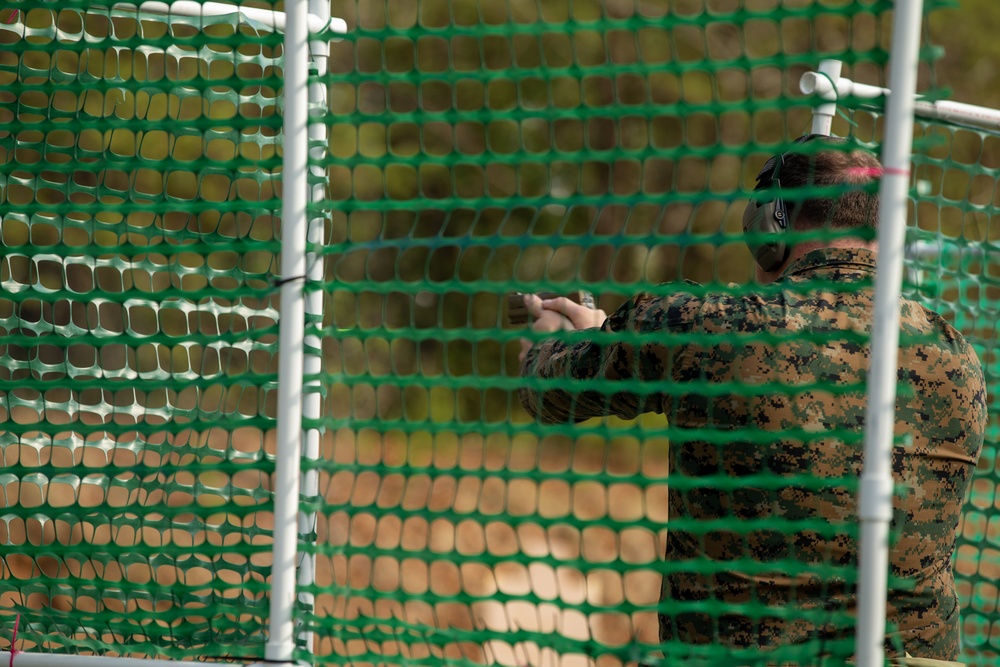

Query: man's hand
[518,294,608,363]
[539,295,607,329]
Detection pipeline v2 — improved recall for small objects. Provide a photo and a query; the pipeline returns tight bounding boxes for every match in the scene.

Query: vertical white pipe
[268,0,309,660]
[856,2,924,666]
[296,0,330,658]
[810,59,843,135]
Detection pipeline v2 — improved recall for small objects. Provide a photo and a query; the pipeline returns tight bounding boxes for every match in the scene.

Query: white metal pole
[855,0,924,665]
[809,59,842,135]
[267,0,309,660]
[296,0,330,657]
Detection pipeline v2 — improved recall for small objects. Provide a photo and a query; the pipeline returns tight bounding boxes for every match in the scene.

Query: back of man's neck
[757,238,878,284]
[785,238,878,265]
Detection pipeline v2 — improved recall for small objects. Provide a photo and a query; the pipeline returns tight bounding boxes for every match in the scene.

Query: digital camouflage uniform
[520,247,986,662]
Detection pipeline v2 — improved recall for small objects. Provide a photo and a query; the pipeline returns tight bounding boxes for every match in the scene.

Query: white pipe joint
[800,71,889,102]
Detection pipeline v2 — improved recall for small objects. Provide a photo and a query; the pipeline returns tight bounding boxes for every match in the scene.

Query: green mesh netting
[5,0,1000,666]
[0,4,283,659]
[307,1,999,667]
[906,121,1000,665]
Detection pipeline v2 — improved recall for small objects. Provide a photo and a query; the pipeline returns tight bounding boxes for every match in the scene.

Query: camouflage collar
[780,247,877,279]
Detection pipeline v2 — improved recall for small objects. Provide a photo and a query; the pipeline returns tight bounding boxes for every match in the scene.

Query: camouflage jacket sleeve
[518,289,697,424]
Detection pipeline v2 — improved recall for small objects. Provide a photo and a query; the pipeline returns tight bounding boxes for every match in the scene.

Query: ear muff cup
[742,195,788,273]
[743,133,840,272]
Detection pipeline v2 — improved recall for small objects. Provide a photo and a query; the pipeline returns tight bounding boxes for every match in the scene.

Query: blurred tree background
[318,0,899,428]
[930,0,1000,111]
[315,0,1000,425]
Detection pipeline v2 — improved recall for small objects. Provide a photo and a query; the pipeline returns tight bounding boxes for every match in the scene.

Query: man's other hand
[518,294,607,364]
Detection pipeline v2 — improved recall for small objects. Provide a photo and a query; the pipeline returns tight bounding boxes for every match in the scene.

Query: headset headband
[754,133,826,191]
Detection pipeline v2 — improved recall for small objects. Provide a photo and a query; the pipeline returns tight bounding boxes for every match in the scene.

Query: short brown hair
[778,140,882,231]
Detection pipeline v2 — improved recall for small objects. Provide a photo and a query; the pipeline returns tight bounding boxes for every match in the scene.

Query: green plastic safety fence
[304,1,999,667]
[906,120,1000,667]
[0,3,284,660]
[5,0,1000,666]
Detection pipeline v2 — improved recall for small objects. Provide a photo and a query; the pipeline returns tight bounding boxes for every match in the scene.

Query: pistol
[506,290,596,326]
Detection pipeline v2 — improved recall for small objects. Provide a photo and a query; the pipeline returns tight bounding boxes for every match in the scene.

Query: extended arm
[518,293,684,423]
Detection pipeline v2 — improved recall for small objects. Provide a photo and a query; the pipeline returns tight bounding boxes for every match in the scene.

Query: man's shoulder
[901,298,982,359]
[898,298,986,426]
[632,281,770,332]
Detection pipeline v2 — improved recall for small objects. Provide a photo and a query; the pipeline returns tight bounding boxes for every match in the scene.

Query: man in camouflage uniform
[518,136,986,664]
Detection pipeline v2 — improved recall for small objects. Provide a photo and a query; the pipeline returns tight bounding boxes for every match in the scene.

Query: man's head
[743,134,882,274]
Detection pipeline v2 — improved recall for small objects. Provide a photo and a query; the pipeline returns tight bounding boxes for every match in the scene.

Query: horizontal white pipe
[907,240,984,258]
[911,100,1000,130]
[109,1,347,34]
[0,653,207,667]
[801,69,1000,131]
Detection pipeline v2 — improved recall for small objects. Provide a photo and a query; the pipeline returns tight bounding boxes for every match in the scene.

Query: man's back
[516,141,982,662]
[656,247,986,659]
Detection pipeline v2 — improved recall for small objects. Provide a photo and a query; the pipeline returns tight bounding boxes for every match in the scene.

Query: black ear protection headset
[742,133,827,272]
